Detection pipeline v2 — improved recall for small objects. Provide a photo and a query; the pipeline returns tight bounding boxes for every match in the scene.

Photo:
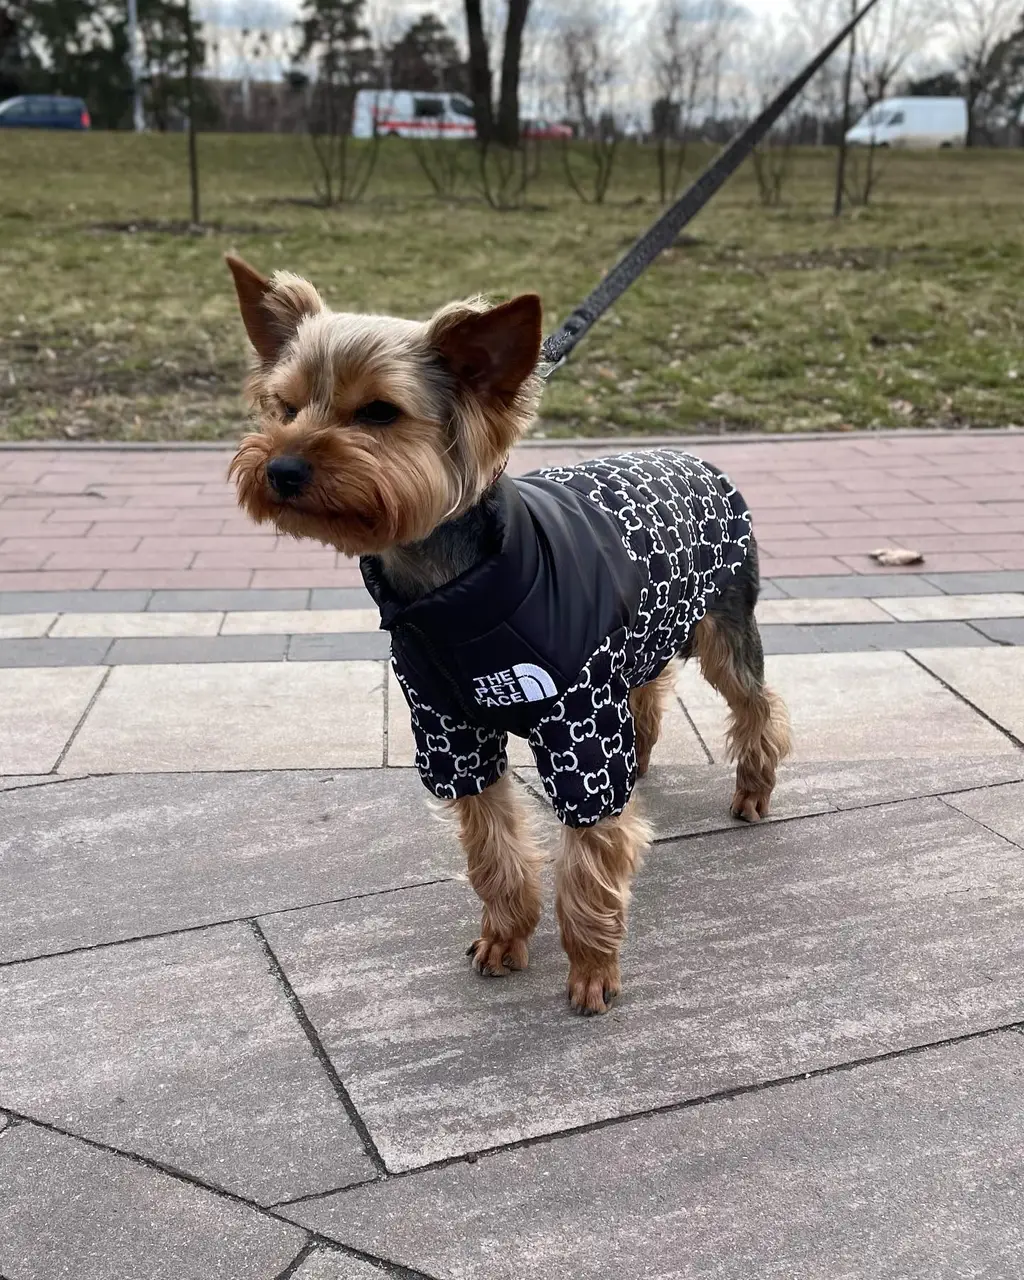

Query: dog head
[225,255,542,556]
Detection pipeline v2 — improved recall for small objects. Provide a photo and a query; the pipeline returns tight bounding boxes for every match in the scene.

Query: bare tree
[854,0,935,103]
[732,15,804,207]
[464,0,494,141]
[496,0,530,145]
[295,0,380,206]
[649,0,730,203]
[463,0,531,146]
[557,1,622,203]
[789,0,847,143]
[940,0,1020,143]
[834,0,858,216]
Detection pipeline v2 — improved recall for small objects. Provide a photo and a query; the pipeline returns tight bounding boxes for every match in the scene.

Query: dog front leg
[449,775,544,976]
[555,799,651,1015]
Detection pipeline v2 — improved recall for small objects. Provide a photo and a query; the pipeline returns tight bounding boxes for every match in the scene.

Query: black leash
[539,0,883,375]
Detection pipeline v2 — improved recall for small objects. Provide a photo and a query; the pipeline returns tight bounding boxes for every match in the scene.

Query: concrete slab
[782,621,994,651]
[0,666,104,774]
[0,1125,306,1280]
[877,592,1024,622]
[223,609,380,635]
[659,691,711,765]
[0,925,373,1203]
[629,755,1024,841]
[923,570,1024,595]
[288,635,391,661]
[148,588,310,612]
[291,1250,390,1279]
[60,661,384,773]
[105,635,288,665]
[769,574,942,598]
[677,652,1017,762]
[757,597,891,624]
[912,646,1024,742]
[0,637,113,667]
[0,589,150,614]
[0,773,87,793]
[51,610,224,637]
[287,1034,1024,1280]
[0,770,460,963]
[970,616,1024,645]
[310,588,377,609]
[259,797,1024,1171]
[0,613,55,638]
[759,625,825,654]
[943,781,1024,847]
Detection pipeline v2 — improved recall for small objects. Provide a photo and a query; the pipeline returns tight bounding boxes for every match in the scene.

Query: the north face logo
[473,663,558,708]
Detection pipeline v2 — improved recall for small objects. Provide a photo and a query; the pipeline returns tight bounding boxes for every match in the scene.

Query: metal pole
[127,0,145,132]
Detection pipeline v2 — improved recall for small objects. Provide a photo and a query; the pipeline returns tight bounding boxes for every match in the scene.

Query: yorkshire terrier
[226,255,792,1015]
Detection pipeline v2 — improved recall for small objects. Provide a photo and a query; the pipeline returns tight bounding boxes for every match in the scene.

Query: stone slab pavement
[2,761,1024,1278]
[3,432,1024,1277]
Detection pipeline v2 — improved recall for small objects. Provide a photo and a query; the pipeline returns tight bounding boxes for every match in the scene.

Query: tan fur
[225,257,540,557]
[556,800,652,1014]
[450,775,545,976]
[692,613,793,822]
[630,662,676,778]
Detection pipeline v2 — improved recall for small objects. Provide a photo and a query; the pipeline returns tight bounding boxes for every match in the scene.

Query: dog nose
[266,455,312,499]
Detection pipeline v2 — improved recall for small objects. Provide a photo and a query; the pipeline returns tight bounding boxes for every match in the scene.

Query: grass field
[2,130,1024,441]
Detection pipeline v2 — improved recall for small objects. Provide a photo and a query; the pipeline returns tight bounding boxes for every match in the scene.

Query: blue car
[0,95,91,129]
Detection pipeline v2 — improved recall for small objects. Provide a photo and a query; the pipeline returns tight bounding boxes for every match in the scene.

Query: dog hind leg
[629,662,676,778]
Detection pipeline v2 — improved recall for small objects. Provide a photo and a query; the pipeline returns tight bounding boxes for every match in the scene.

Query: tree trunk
[495,0,529,147]
[464,0,493,146]
[184,0,200,225]
[833,0,857,218]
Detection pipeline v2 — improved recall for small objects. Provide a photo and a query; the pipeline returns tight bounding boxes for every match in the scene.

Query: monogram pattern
[395,450,752,827]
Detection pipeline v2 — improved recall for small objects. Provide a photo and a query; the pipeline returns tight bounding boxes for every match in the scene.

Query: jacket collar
[360,476,540,641]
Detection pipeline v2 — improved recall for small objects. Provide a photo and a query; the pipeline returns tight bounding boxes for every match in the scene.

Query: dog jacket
[361,450,752,827]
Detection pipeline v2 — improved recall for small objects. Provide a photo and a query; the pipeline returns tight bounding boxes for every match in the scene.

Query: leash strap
[538,0,883,375]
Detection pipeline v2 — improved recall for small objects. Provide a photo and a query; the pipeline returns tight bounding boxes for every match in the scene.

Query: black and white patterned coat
[361,450,752,827]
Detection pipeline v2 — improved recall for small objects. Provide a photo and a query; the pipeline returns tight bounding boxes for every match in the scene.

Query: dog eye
[354,400,401,427]
[280,402,299,422]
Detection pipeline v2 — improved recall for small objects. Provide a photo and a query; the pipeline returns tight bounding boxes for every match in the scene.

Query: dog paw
[731,788,771,823]
[466,936,530,977]
[567,960,621,1016]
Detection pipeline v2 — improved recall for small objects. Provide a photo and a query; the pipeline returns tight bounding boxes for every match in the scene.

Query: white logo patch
[473,662,558,708]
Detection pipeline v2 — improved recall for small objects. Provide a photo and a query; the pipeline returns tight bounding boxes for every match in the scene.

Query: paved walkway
[2,433,1024,1278]
[2,431,1023,592]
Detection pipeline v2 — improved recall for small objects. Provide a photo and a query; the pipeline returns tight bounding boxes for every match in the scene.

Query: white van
[352,90,476,140]
[846,97,967,149]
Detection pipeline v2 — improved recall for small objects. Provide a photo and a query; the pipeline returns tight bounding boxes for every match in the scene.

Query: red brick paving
[1,432,1022,591]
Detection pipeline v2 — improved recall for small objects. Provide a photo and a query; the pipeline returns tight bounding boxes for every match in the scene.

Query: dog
[226,255,792,1015]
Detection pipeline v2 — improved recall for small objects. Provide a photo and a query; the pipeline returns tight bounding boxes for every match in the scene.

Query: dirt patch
[89,219,284,236]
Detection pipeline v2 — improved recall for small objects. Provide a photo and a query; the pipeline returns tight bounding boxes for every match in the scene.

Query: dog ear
[433,294,542,401]
[225,254,324,363]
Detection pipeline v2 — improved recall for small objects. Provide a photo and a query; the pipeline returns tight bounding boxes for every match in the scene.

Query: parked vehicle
[352,90,475,139]
[0,94,91,129]
[521,117,573,140]
[845,97,967,149]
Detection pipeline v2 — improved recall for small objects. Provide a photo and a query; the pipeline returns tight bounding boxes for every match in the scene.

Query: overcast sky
[198,0,957,105]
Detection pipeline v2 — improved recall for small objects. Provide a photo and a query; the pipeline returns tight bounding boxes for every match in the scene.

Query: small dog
[226,255,792,1015]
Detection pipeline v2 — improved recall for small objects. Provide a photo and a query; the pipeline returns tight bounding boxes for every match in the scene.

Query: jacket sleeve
[392,663,508,801]
[528,630,637,828]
